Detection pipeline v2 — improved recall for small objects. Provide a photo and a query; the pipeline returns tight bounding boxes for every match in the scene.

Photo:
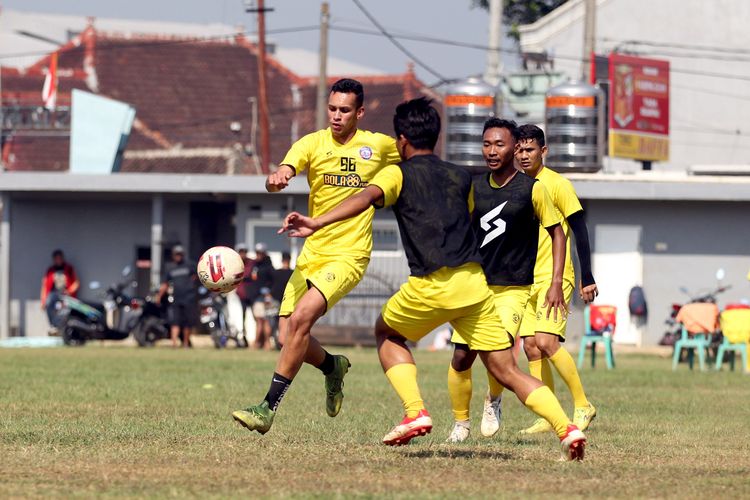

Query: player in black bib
[446,118,568,442]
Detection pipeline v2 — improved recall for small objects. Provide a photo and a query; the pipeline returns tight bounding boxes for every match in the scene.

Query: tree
[471,0,569,39]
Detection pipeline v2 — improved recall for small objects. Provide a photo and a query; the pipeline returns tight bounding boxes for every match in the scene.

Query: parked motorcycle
[660,269,730,358]
[131,295,169,347]
[52,266,141,346]
[199,287,248,349]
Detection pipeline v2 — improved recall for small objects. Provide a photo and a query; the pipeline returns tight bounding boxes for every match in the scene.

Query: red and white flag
[42,52,58,110]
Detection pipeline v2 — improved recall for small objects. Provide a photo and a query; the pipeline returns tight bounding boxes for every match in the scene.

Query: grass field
[2,345,749,498]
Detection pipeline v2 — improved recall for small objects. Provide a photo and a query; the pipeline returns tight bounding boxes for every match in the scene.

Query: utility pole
[582,0,596,82]
[484,0,503,115]
[316,2,330,131]
[246,0,274,173]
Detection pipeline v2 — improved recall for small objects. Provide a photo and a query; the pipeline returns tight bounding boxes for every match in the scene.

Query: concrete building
[0,172,407,339]
[518,0,750,172]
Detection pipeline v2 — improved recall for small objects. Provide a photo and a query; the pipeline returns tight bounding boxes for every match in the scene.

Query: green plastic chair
[671,303,718,371]
[577,304,616,370]
[715,308,750,373]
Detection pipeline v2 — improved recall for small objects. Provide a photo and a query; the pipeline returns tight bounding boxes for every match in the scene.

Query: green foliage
[2,346,750,497]
[471,0,570,39]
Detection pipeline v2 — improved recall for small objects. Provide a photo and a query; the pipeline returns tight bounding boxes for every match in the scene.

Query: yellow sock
[548,348,589,407]
[541,358,555,393]
[447,366,472,422]
[524,386,571,438]
[529,359,556,393]
[385,363,425,418]
[487,371,505,399]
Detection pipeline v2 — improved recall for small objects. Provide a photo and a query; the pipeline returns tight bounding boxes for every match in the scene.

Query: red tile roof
[1,25,441,174]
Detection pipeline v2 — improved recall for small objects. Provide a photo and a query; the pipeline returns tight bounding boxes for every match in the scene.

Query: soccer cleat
[325,355,351,417]
[382,409,433,446]
[519,417,553,435]
[573,403,597,431]
[480,392,503,437]
[446,421,470,443]
[559,424,586,461]
[232,400,275,435]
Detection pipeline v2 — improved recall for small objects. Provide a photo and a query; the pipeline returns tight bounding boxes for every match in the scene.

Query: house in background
[0,12,431,338]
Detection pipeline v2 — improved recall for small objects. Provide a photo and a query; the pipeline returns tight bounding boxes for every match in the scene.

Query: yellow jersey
[533,167,583,284]
[281,128,400,258]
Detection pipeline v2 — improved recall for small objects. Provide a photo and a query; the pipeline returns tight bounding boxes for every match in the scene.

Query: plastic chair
[672,303,719,371]
[577,304,616,369]
[715,307,750,373]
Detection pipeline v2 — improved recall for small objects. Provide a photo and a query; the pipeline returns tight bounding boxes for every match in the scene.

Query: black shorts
[167,303,199,328]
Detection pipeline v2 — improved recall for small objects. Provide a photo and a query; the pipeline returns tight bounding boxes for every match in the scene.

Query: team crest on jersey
[512,313,520,324]
[359,146,372,160]
[325,272,336,282]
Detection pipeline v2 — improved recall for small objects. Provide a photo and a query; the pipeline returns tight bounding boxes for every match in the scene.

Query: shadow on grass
[400,448,513,460]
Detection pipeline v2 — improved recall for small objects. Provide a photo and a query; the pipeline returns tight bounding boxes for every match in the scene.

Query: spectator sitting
[40,249,80,331]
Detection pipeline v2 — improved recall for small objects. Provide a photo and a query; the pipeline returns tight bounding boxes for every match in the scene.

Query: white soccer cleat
[480,392,502,437]
[446,421,470,443]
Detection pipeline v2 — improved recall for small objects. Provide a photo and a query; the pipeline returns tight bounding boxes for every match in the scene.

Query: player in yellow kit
[516,124,599,435]
[280,98,587,460]
[232,79,400,434]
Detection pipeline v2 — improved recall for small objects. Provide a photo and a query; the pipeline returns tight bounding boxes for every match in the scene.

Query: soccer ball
[197,246,245,293]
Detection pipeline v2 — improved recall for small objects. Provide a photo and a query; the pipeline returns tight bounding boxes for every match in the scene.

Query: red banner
[609,53,669,134]
[608,53,670,161]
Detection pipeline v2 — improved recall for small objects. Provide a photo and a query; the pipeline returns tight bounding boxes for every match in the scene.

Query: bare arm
[155,282,169,305]
[280,185,385,238]
[40,278,47,309]
[265,165,296,193]
[68,276,80,295]
[542,224,568,321]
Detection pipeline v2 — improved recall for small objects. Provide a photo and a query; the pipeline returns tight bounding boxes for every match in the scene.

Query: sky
[1,0,518,87]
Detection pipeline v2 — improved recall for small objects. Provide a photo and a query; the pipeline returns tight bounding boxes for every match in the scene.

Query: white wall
[519,0,750,171]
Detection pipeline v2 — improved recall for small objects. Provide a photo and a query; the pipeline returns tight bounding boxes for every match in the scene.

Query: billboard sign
[608,53,669,162]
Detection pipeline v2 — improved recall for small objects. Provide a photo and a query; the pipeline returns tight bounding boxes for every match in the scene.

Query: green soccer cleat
[232,400,275,435]
[573,403,597,431]
[519,417,553,435]
[325,355,351,417]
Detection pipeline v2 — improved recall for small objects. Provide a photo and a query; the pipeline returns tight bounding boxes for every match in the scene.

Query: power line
[601,37,750,56]
[350,0,446,83]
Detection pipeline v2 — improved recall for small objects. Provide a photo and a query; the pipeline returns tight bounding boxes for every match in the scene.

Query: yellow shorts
[278,251,368,316]
[452,284,531,345]
[381,264,513,352]
[519,280,574,339]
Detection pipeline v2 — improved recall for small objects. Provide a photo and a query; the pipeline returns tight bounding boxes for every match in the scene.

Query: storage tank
[544,81,605,173]
[444,77,497,170]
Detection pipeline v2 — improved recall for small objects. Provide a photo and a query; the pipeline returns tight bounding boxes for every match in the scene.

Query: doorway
[593,224,643,346]
[189,201,236,260]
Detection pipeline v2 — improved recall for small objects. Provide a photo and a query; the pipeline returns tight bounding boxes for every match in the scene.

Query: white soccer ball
[197,246,245,293]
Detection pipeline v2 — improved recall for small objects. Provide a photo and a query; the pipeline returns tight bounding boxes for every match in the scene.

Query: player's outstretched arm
[266,165,296,193]
[542,223,568,321]
[567,210,598,303]
[279,185,385,238]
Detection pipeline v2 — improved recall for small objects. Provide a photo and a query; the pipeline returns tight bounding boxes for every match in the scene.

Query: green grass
[1,346,749,498]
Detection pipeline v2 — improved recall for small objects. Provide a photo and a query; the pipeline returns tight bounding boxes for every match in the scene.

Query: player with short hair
[445,118,567,443]
[232,78,401,434]
[280,98,587,460]
[515,124,598,435]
